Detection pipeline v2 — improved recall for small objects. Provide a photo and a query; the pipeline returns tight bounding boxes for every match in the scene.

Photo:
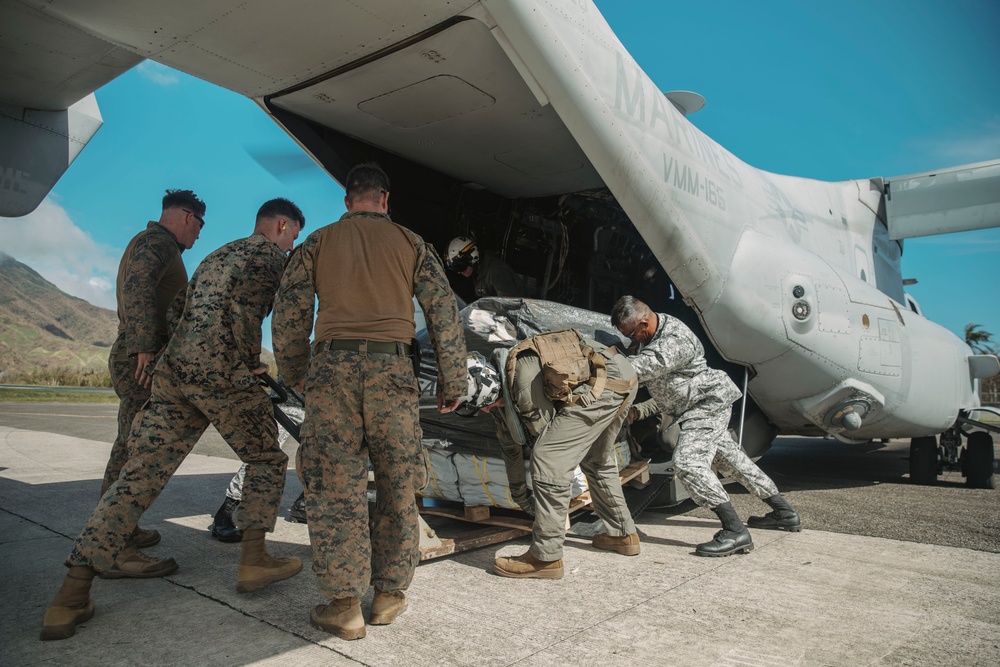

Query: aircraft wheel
[909,436,938,485]
[964,432,995,489]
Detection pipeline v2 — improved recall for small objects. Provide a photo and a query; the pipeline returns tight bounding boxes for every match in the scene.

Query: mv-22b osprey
[2,0,998,486]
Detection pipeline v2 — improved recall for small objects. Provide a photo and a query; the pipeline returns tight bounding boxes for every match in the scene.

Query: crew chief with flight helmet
[445,236,525,298]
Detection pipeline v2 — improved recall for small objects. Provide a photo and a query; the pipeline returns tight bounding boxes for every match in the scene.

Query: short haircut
[344,162,390,204]
[256,197,305,229]
[162,189,206,217]
[610,295,651,329]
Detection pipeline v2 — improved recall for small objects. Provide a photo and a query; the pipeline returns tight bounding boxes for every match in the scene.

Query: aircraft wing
[884,159,1000,240]
[0,0,604,215]
[0,1,143,217]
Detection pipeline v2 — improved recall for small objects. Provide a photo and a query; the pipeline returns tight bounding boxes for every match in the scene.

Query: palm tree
[964,323,997,354]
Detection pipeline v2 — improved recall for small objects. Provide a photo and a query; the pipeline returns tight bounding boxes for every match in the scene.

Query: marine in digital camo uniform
[611,296,801,557]
[40,198,306,641]
[105,189,205,569]
[209,391,307,542]
[460,332,640,580]
[272,163,466,641]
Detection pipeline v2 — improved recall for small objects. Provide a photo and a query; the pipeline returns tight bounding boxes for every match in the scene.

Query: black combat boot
[695,501,754,557]
[287,492,307,524]
[210,497,243,543]
[747,494,801,532]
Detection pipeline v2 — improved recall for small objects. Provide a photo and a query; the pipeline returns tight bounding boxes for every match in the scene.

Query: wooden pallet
[416,459,649,560]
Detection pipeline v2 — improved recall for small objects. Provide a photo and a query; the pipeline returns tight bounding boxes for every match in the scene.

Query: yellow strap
[421,449,445,499]
[471,456,498,507]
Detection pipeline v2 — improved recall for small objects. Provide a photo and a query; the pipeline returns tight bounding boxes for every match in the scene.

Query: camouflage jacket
[159,233,285,391]
[628,312,741,421]
[273,211,466,398]
[114,221,187,357]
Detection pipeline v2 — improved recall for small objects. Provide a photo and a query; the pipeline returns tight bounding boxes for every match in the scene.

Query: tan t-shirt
[312,211,418,343]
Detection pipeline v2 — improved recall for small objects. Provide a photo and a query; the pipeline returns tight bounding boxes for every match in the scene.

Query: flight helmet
[445,236,480,272]
[455,351,502,417]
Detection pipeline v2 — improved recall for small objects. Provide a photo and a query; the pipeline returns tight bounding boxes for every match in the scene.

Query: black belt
[314,339,412,356]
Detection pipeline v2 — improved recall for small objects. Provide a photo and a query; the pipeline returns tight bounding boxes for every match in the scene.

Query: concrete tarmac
[1,422,998,666]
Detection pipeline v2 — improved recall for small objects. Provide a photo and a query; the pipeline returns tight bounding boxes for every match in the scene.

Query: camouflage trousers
[103,337,150,496]
[529,354,638,561]
[297,349,421,600]
[227,405,305,501]
[68,362,287,572]
[673,396,779,509]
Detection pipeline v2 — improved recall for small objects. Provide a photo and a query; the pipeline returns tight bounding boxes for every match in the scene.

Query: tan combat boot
[236,528,303,593]
[592,531,641,556]
[98,544,178,579]
[493,551,564,579]
[40,566,97,640]
[129,525,161,549]
[310,597,366,640]
[369,590,407,625]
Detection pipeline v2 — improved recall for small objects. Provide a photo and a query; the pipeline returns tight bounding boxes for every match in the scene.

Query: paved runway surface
[1,403,998,666]
[0,401,258,461]
[2,402,995,551]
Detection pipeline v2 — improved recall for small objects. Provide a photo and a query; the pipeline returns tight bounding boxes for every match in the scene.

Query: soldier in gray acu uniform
[459,336,639,580]
[611,296,801,557]
[104,189,205,572]
[39,199,306,641]
[273,163,466,641]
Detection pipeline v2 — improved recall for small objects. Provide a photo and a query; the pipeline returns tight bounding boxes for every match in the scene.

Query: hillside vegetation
[0,253,278,388]
[0,252,117,386]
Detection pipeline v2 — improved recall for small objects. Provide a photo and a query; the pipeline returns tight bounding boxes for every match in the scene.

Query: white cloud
[918,116,1000,166]
[907,230,1000,260]
[137,61,180,86]
[0,198,120,309]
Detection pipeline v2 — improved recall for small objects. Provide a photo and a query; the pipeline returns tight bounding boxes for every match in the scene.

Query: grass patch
[0,388,118,403]
[4,368,111,387]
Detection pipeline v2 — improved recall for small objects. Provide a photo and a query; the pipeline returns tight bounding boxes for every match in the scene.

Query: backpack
[505,329,611,405]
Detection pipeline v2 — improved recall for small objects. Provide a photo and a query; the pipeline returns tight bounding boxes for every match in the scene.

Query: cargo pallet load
[415,457,651,561]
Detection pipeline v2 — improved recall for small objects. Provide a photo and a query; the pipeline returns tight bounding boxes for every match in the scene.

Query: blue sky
[1,0,998,351]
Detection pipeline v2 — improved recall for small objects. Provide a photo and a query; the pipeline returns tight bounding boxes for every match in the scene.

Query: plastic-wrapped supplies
[418,437,632,510]
[420,443,463,504]
[415,298,637,510]
[454,455,528,509]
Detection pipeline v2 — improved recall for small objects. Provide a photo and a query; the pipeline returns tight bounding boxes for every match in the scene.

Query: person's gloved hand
[512,489,535,516]
[627,406,638,424]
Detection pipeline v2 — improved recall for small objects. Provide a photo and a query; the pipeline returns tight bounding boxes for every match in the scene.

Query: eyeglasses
[621,318,646,341]
[182,209,205,230]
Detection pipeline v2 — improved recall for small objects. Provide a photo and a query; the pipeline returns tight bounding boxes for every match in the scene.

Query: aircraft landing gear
[957,408,999,489]
[908,435,939,485]
[909,421,997,488]
[914,411,999,488]
[963,431,995,489]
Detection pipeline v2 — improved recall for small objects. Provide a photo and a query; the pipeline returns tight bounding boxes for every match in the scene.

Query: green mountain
[0,252,118,385]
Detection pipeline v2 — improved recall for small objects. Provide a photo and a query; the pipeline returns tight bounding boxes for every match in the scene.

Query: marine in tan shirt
[273,163,466,640]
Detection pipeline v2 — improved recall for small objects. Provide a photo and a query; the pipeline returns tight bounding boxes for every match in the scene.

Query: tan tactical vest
[504,329,633,406]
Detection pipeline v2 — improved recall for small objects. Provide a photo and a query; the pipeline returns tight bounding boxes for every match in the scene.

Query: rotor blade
[243,144,322,182]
